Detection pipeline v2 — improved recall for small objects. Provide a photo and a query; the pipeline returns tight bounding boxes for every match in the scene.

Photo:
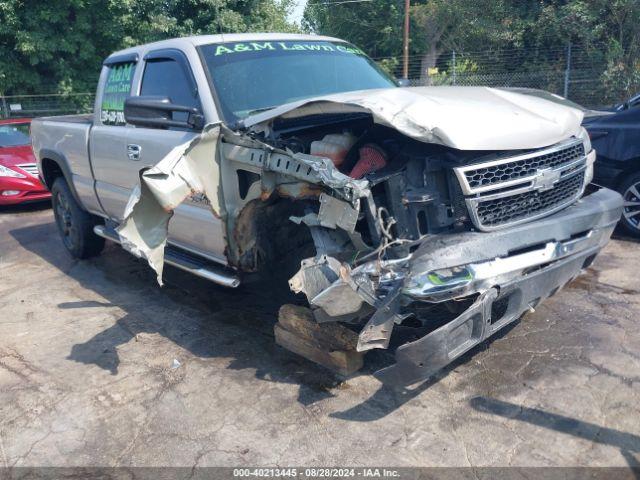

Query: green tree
[302,0,404,59]
[302,0,504,79]
[410,0,503,82]
[304,0,640,102]
[0,0,298,95]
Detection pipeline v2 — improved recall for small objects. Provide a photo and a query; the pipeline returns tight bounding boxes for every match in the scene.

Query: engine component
[349,143,387,179]
[309,132,356,167]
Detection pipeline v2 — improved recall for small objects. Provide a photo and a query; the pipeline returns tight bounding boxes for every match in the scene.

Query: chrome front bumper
[374,186,623,386]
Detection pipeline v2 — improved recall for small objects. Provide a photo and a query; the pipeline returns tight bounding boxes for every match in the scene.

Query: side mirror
[396,78,411,87]
[124,96,205,130]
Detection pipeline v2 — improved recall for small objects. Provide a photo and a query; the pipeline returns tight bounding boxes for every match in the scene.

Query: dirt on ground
[1,203,639,468]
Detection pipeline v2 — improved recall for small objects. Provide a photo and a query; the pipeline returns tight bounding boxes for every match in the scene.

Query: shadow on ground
[0,201,50,214]
[10,221,527,421]
[471,397,640,474]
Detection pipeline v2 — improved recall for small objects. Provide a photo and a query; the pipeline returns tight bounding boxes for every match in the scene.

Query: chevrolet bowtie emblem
[532,168,561,191]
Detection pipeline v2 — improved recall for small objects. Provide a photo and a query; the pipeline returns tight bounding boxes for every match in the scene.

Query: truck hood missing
[242,86,585,151]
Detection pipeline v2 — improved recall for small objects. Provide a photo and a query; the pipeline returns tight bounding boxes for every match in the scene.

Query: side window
[140,58,201,124]
[101,62,135,126]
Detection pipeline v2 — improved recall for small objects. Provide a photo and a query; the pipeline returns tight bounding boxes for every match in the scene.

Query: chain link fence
[375,44,637,109]
[0,93,95,119]
[1,44,636,117]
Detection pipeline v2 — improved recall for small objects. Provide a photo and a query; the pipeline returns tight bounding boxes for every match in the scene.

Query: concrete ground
[1,203,639,468]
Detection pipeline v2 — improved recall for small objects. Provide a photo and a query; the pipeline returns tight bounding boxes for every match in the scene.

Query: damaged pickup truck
[31,34,623,385]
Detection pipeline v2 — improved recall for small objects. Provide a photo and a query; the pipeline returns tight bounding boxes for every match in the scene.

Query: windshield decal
[213,41,365,57]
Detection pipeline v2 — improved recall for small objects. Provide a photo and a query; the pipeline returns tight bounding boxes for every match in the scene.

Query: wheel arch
[229,195,316,274]
[39,149,83,205]
[613,158,640,190]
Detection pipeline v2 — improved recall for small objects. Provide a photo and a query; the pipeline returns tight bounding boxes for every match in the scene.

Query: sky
[289,0,308,25]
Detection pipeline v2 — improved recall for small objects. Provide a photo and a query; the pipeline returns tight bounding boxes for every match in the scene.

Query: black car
[614,92,640,112]
[583,106,640,237]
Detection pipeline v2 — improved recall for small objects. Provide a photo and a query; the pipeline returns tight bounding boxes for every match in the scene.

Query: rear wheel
[618,172,640,238]
[51,177,105,258]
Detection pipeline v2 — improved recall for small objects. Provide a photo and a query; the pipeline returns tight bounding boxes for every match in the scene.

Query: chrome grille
[465,143,584,190]
[454,138,588,231]
[17,163,38,177]
[475,171,585,228]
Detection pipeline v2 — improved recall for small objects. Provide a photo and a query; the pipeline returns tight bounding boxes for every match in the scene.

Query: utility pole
[452,50,456,85]
[403,0,410,79]
[563,42,572,99]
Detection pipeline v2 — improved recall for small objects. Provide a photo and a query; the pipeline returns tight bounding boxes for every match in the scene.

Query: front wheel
[51,177,105,258]
[618,172,640,238]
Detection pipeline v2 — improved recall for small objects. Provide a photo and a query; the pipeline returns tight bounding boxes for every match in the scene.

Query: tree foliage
[0,0,298,95]
[304,0,640,102]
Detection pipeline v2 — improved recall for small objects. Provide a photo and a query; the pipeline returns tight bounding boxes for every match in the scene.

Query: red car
[0,118,50,205]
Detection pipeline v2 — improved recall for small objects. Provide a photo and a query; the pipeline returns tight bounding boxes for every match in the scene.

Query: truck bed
[35,113,93,125]
[31,114,96,210]
[31,114,94,168]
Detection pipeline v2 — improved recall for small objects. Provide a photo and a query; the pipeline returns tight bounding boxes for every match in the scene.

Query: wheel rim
[54,190,77,250]
[622,181,640,232]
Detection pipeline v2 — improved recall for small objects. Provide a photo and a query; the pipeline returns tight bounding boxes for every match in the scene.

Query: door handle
[127,144,142,161]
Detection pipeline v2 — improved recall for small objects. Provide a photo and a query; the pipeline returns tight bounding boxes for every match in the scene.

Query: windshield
[199,40,396,122]
[0,123,30,147]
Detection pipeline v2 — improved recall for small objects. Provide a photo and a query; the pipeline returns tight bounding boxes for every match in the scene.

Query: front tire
[51,177,105,258]
[618,171,640,238]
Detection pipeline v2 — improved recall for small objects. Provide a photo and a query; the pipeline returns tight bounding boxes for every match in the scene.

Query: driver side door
[127,49,227,263]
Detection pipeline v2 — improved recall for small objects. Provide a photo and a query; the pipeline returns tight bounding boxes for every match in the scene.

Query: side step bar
[93,225,240,288]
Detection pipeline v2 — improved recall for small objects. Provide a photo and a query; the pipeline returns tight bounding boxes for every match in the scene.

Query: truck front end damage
[290,186,622,386]
[118,87,623,385]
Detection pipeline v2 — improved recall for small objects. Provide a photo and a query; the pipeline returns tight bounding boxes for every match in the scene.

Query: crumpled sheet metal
[289,255,341,298]
[117,121,371,286]
[290,256,370,317]
[287,153,369,201]
[318,193,359,232]
[289,193,359,234]
[116,123,222,285]
[218,132,369,203]
[289,253,406,350]
[242,86,584,151]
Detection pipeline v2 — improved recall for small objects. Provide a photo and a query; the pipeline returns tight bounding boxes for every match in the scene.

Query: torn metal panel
[242,87,584,151]
[288,251,405,348]
[318,193,359,233]
[356,282,404,352]
[308,224,353,257]
[220,141,369,203]
[374,288,498,386]
[117,124,222,285]
[311,279,365,318]
[117,119,370,281]
[219,130,373,271]
[289,255,342,300]
[289,255,373,320]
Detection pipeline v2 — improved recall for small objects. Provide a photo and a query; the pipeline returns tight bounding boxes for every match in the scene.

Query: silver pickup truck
[31,33,623,385]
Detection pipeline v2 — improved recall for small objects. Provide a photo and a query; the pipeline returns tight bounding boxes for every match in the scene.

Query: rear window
[0,123,30,147]
[101,62,136,125]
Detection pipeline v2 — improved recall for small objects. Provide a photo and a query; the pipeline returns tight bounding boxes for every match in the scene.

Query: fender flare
[38,148,83,205]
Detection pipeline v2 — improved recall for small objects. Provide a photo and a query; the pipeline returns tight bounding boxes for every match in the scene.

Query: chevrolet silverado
[31,34,623,385]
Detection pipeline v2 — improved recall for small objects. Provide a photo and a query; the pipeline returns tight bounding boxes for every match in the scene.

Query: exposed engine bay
[266,112,472,242]
[115,89,620,385]
[217,109,596,356]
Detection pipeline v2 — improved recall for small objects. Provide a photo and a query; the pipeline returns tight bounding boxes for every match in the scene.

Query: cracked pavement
[1,204,639,467]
